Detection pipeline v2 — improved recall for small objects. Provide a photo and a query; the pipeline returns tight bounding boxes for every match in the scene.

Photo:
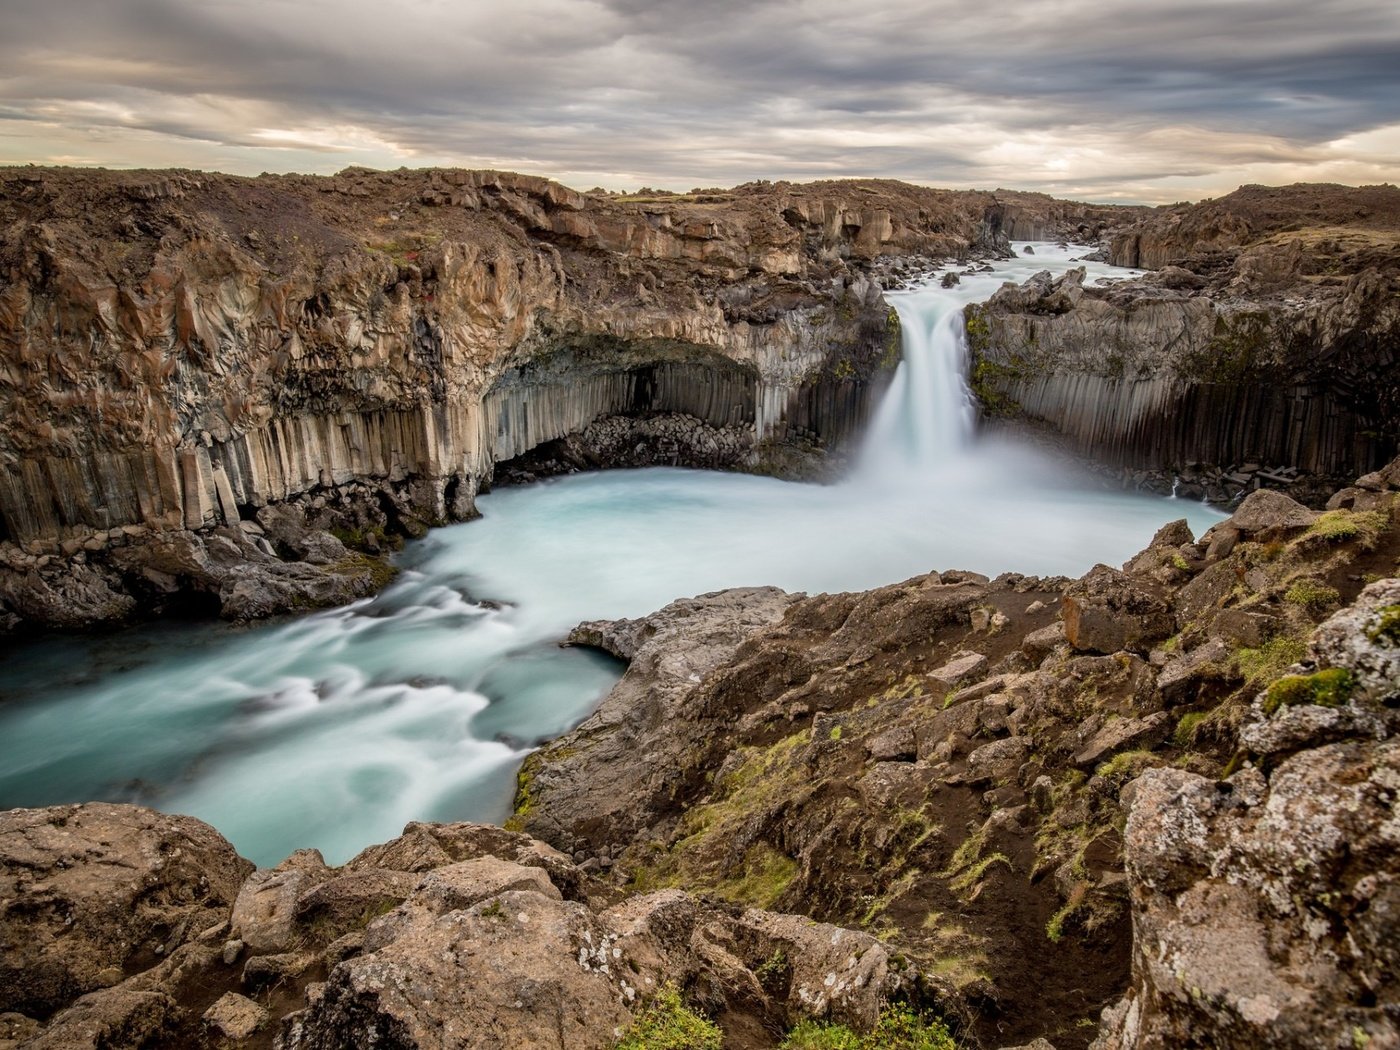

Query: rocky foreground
[3,460,1397,1049]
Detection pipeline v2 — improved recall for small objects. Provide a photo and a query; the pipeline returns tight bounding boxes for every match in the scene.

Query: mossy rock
[1262,668,1355,715]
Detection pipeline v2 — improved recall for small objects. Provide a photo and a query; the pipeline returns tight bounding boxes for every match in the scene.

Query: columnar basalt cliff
[0,168,1138,632]
[969,184,1400,497]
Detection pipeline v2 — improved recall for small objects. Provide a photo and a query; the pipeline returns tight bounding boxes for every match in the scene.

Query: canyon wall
[970,184,1400,494]
[0,168,1132,629]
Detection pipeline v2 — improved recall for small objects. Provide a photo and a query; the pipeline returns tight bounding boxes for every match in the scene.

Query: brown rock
[0,804,252,1017]
[1073,712,1172,769]
[19,988,176,1050]
[1062,565,1173,654]
[1223,489,1318,535]
[927,651,988,685]
[202,991,267,1040]
[1096,739,1399,1050]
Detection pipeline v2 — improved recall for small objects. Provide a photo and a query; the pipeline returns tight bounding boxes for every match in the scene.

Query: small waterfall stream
[861,288,978,471]
[0,244,1222,866]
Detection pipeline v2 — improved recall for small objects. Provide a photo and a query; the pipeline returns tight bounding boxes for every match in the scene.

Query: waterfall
[858,286,978,475]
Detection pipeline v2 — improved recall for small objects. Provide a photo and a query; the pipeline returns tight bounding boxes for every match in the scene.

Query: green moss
[1262,668,1355,715]
[967,358,1024,418]
[1184,312,1272,382]
[1171,553,1191,571]
[1302,509,1388,548]
[1367,604,1400,646]
[882,307,903,370]
[504,753,542,832]
[614,984,722,1050]
[329,552,399,591]
[1284,579,1341,613]
[829,725,843,741]
[1096,750,1159,782]
[781,1004,956,1050]
[963,304,991,354]
[1173,712,1209,748]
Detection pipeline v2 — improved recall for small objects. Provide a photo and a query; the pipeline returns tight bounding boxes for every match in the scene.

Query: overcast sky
[1,0,1397,202]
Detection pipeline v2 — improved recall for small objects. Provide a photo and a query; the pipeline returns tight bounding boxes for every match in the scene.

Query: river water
[0,244,1221,866]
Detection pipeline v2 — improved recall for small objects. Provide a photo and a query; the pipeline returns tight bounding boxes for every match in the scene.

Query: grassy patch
[1284,578,1341,613]
[614,984,722,1050]
[947,853,1011,895]
[1046,881,1089,943]
[1234,636,1307,687]
[1262,668,1355,715]
[1301,509,1388,549]
[1096,749,1159,783]
[714,844,798,908]
[781,1004,956,1050]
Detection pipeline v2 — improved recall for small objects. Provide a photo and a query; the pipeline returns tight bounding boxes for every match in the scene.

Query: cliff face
[971,184,1400,493]
[0,168,1131,630]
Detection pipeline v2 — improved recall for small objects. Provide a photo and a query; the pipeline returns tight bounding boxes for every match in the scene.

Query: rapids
[0,244,1222,865]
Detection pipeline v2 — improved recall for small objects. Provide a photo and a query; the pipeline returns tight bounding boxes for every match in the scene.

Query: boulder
[1073,712,1172,769]
[1094,741,1399,1049]
[1309,578,1400,703]
[1222,489,1318,535]
[231,867,320,954]
[965,736,1033,784]
[283,887,642,1050]
[927,650,987,686]
[1062,566,1173,654]
[203,991,268,1040]
[18,988,175,1050]
[866,726,917,762]
[0,804,252,1017]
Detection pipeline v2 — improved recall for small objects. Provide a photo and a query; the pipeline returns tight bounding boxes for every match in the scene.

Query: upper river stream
[0,244,1222,865]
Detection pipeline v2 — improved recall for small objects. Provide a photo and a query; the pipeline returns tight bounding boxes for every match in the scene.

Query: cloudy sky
[1,0,1397,202]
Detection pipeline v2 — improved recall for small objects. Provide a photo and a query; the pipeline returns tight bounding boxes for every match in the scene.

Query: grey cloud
[1,0,1397,197]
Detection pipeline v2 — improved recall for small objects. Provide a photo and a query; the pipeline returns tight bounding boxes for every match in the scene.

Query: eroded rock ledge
[0,168,1136,633]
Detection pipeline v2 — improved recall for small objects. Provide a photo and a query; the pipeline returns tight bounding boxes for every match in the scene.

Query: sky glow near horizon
[1,0,1397,203]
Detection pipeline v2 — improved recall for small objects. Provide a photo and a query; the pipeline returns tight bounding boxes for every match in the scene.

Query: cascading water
[861,290,978,471]
[0,244,1223,865]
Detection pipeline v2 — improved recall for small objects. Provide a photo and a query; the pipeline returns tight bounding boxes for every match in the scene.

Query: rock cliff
[969,184,1400,495]
[0,168,1134,632]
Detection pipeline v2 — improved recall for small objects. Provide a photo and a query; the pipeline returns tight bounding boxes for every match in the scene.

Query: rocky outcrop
[0,168,1136,632]
[1093,579,1400,1050]
[519,458,1400,1048]
[2,461,1396,1048]
[0,808,913,1050]
[0,803,253,1018]
[969,185,1400,493]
